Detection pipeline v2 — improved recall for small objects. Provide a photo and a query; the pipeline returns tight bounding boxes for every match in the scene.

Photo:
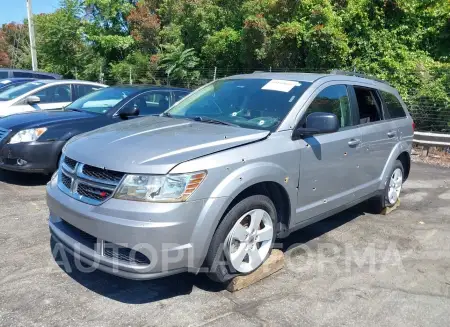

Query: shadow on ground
[49,202,371,303]
[50,238,224,304]
[0,169,50,186]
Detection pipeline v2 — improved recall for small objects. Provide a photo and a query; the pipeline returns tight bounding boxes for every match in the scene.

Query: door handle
[348,139,361,146]
[387,131,397,138]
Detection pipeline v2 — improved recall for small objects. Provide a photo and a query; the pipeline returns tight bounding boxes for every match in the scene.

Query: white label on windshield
[0,80,11,84]
[262,80,300,92]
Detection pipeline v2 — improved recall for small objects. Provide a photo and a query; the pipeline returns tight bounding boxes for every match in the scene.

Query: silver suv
[47,72,414,282]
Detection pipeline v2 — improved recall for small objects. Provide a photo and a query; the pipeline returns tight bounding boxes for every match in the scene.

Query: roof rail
[330,70,390,85]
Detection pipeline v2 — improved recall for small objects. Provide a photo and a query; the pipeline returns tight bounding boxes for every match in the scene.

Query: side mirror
[27,95,41,105]
[119,105,140,119]
[293,112,339,139]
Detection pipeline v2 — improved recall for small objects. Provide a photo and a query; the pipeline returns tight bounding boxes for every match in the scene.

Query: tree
[34,0,87,77]
[159,46,200,87]
[127,1,160,53]
[0,23,30,69]
[201,28,241,70]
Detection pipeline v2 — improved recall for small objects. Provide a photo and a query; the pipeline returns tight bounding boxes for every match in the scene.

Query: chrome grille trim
[57,155,124,205]
[0,127,11,143]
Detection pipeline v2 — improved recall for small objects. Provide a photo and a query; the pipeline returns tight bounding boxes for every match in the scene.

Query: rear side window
[33,73,55,79]
[0,71,9,78]
[173,91,189,102]
[380,91,406,119]
[13,71,33,78]
[354,87,383,124]
[73,84,103,100]
[303,85,352,128]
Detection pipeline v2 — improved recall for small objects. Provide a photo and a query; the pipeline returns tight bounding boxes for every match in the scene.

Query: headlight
[8,128,47,144]
[114,171,207,202]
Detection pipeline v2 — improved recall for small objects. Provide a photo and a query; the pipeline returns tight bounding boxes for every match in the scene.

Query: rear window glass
[13,71,34,78]
[381,91,406,119]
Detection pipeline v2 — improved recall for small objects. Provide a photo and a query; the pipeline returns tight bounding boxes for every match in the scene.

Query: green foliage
[0,0,448,127]
[201,28,241,69]
[159,46,200,87]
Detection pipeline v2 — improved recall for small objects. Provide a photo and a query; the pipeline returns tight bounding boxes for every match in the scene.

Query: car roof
[31,79,106,86]
[0,68,61,78]
[112,85,191,91]
[225,72,399,93]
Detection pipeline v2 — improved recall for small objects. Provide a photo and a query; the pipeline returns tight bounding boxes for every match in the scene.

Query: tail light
[412,121,416,131]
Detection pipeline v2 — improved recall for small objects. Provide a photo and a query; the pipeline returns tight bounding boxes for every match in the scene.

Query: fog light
[17,159,27,166]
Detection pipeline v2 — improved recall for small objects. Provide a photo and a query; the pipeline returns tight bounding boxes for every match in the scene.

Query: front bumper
[0,141,64,173]
[46,176,229,280]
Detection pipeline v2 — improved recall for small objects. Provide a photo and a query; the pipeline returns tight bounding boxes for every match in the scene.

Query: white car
[0,80,106,117]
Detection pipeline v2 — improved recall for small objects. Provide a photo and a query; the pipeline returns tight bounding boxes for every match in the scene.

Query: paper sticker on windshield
[262,80,300,92]
[0,80,11,84]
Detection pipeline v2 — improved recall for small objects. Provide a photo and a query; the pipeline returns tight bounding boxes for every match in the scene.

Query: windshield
[166,79,311,131]
[65,87,137,114]
[0,81,45,101]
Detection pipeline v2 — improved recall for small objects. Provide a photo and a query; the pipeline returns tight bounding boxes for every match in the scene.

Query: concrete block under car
[227,249,284,292]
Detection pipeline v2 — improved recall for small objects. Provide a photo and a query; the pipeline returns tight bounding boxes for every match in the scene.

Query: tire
[369,160,404,213]
[205,194,277,283]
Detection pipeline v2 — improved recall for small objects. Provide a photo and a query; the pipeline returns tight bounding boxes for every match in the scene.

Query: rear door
[295,83,364,222]
[349,85,398,194]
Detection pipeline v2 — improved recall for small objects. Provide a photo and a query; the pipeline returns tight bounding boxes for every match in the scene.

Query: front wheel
[205,195,277,283]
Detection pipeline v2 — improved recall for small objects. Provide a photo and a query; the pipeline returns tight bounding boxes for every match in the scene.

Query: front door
[294,84,363,224]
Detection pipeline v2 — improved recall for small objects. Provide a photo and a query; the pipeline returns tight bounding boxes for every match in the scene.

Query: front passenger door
[295,84,363,223]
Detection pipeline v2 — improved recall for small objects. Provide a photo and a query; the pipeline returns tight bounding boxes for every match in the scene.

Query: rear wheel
[370,160,404,213]
[205,195,277,283]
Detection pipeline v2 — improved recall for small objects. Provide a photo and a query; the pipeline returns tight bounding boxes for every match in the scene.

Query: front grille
[61,172,72,189]
[77,183,113,201]
[63,156,77,170]
[59,220,150,266]
[0,128,10,143]
[82,164,125,183]
[60,219,97,250]
[58,155,123,205]
[104,242,151,265]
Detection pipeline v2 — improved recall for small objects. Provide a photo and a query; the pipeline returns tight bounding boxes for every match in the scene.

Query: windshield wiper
[191,116,240,127]
[65,107,83,112]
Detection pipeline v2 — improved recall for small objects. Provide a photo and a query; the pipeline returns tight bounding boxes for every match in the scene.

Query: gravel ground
[0,162,449,327]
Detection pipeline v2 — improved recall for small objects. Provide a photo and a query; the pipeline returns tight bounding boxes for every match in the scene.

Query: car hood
[0,110,97,130]
[65,116,270,174]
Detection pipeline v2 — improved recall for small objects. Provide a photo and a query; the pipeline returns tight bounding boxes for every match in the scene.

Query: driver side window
[302,85,352,129]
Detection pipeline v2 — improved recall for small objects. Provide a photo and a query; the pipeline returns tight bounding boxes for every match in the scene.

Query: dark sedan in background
[0,85,190,174]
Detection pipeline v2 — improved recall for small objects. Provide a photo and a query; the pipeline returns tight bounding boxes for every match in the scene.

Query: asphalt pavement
[0,163,449,327]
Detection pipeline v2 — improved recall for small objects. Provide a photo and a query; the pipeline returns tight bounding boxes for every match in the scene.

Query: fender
[378,139,412,190]
[187,161,295,269]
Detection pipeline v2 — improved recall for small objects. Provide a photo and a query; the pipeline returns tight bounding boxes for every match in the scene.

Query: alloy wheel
[224,209,274,273]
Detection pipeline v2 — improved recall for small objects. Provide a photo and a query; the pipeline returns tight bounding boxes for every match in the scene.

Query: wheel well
[222,182,291,234]
[397,152,411,181]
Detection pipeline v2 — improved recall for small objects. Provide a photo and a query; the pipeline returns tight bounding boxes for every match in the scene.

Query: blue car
[0,78,37,93]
